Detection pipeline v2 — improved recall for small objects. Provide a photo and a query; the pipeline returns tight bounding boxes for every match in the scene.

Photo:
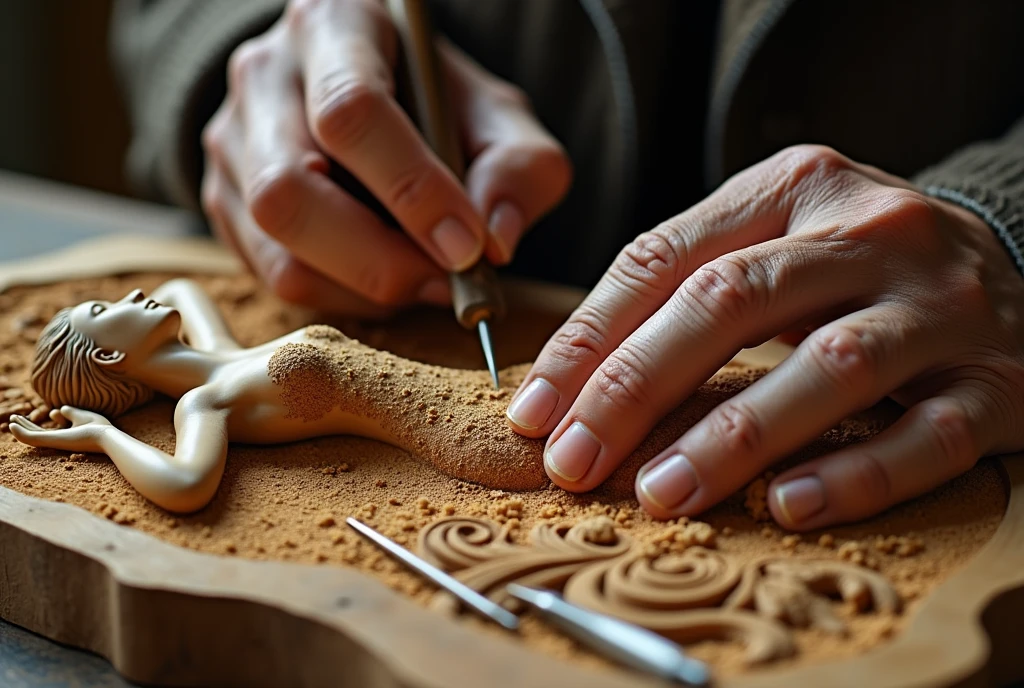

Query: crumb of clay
[316,513,336,528]
[819,533,835,548]
[744,471,775,522]
[875,535,924,557]
[645,520,718,555]
[781,534,800,550]
[837,541,879,570]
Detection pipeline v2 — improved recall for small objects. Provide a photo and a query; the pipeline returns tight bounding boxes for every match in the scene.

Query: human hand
[9,406,113,454]
[201,0,571,316]
[506,145,1024,530]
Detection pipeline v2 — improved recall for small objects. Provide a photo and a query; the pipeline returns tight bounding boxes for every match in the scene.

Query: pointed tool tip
[476,319,500,389]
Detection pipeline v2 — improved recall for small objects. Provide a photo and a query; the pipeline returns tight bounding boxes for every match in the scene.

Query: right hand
[9,406,113,454]
[201,0,572,316]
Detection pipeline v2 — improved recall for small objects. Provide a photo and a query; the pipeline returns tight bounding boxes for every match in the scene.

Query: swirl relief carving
[418,517,903,665]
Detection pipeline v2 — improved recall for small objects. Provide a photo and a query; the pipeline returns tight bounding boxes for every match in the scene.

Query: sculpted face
[70,289,181,369]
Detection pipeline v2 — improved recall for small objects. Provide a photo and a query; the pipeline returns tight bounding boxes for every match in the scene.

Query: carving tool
[345,517,519,630]
[386,0,505,389]
[506,584,711,686]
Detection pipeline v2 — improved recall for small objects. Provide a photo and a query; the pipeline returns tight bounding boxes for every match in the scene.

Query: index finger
[292,1,486,272]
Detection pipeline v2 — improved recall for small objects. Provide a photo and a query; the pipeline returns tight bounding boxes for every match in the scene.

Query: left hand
[506,145,1024,530]
[9,406,112,454]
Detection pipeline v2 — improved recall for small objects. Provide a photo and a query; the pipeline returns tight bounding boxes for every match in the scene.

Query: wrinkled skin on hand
[201,0,571,316]
[507,145,1024,530]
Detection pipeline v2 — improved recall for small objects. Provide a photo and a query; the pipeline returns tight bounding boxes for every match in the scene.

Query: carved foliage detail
[418,517,903,665]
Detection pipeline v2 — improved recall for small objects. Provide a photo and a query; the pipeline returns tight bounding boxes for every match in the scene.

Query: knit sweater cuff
[912,119,1024,277]
[126,0,285,210]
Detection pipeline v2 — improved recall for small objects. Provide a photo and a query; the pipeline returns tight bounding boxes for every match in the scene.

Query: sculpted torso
[10,279,545,512]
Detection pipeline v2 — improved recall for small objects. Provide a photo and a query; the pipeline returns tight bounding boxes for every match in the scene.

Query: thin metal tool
[346,517,519,631]
[506,584,710,686]
[386,0,505,388]
[477,320,499,389]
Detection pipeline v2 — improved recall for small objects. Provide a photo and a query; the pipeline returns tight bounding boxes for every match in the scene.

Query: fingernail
[417,277,451,305]
[639,454,699,509]
[506,378,558,430]
[431,217,480,271]
[545,421,600,482]
[775,476,826,525]
[488,201,524,263]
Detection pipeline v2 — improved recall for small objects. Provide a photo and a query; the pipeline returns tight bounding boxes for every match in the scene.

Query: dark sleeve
[110,0,286,209]
[913,116,1024,275]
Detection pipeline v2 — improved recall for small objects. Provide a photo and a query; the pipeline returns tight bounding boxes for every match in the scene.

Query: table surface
[0,170,199,687]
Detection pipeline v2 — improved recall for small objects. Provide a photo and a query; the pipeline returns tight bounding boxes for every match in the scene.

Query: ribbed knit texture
[914,118,1024,276]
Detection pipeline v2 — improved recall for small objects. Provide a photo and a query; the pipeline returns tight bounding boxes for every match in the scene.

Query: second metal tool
[506,584,711,686]
[386,0,505,389]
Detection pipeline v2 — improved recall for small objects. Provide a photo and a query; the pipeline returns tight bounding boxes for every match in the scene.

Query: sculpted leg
[269,326,548,490]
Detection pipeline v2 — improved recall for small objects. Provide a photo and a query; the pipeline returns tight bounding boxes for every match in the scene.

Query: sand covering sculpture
[0,272,1007,678]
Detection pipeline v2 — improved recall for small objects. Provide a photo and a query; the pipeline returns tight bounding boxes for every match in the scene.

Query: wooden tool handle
[450,262,506,327]
[387,0,505,327]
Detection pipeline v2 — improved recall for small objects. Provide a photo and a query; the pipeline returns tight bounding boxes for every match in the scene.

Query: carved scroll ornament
[418,517,902,665]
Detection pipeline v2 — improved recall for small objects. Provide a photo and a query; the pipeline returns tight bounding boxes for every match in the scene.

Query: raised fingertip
[430,216,482,272]
[506,378,559,435]
[486,201,524,265]
[770,474,827,530]
[637,454,700,513]
[543,421,600,488]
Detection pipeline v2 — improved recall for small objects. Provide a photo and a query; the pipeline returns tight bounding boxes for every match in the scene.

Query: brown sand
[0,273,1008,678]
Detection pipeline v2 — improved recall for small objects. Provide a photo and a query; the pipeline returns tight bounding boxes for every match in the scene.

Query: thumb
[442,43,572,265]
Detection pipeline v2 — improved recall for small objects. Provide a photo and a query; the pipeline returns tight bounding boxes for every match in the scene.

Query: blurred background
[1,1,131,197]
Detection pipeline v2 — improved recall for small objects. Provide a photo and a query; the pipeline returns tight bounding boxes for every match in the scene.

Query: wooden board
[1,236,1023,687]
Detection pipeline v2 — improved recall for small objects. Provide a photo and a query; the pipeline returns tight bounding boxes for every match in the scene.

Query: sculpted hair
[30,307,154,418]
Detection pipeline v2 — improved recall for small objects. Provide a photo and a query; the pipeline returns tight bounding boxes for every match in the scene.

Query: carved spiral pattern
[563,548,794,664]
[417,517,514,571]
[416,518,901,666]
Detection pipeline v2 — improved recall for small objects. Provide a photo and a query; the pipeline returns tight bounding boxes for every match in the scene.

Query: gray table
[0,169,199,687]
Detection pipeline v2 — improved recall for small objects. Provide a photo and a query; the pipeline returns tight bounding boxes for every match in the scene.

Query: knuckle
[531,143,573,201]
[923,400,976,473]
[770,144,850,197]
[348,262,410,307]
[707,400,763,457]
[547,310,609,369]
[200,181,227,224]
[592,346,655,409]
[265,256,317,306]
[777,144,847,179]
[386,164,442,220]
[807,324,876,391]
[680,255,764,325]
[285,0,327,26]
[246,165,306,242]
[611,227,688,298]
[227,39,273,86]
[848,451,892,506]
[311,78,387,150]
[200,115,229,163]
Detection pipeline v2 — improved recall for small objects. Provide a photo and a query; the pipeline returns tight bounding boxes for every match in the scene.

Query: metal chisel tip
[477,319,500,389]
